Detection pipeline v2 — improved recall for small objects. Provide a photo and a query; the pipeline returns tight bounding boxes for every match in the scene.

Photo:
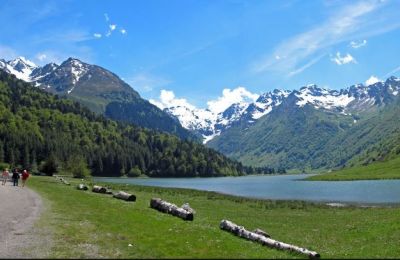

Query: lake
[94,174,400,204]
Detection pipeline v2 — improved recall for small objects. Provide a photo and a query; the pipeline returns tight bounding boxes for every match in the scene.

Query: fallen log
[181,202,195,214]
[59,177,70,185]
[92,185,111,194]
[220,220,320,259]
[113,191,136,201]
[77,183,89,190]
[150,198,194,221]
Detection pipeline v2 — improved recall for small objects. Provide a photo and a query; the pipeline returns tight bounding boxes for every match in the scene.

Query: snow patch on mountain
[150,87,260,143]
[251,89,291,119]
[70,59,89,84]
[295,85,355,110]
[0,57,38,82]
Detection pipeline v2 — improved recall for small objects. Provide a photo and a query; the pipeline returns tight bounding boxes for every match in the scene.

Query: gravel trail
[0,181,49,258]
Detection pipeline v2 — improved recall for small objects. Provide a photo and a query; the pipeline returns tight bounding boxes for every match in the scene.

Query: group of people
[1,168,30,187]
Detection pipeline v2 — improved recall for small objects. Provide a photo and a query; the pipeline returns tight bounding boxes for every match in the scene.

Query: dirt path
[0,180,49,258]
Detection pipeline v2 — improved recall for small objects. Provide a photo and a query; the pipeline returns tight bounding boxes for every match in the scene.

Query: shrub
[128,166,142,177]
[40,155,58,176]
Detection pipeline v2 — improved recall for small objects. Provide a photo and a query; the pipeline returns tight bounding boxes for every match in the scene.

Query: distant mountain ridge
[0,57,196,140]
[158,77,400,143]
[206,77,400,171]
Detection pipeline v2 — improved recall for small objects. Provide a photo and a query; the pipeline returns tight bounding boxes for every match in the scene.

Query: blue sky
[1,0,400,108]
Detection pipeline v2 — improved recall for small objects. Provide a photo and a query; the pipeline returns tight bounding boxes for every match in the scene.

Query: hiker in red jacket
[21,170,30,187]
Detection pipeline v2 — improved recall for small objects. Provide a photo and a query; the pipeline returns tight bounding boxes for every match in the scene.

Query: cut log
[77,183,89,191]
[113,191,136,201]
[59,177,70,185]
[220,220,320,259]
[150,198,194,221]
[181,202,195,214]
[92,185,110,193]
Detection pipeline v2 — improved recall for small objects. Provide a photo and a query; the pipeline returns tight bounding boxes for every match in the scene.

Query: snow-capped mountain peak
[0,56,38,82]
[9,56,37,69]
[62,58,89,86]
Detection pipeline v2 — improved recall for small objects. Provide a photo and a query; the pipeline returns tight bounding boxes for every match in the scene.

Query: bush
[0,162,10,171]
[67,156,91,178]
[128,166,142,177]
[40,155,58,176]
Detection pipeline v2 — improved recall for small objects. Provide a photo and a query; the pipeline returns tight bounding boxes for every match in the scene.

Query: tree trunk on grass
[220,220,320,259]
[113,191,136,201]
[150,198,194,221]
[92,185,110,194]
[77,183,88,190]
[58,177,70,185]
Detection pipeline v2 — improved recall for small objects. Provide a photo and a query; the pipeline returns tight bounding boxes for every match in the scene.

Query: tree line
[0,71,284,177]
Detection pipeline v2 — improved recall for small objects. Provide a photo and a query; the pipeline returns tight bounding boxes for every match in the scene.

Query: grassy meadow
[28,176,400,259]
[308,156,400,181]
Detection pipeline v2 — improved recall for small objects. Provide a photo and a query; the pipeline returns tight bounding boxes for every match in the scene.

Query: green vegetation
[0,71,247,177]
[208,95,400,172]
[29,176,400,258]
[308,156,400,181]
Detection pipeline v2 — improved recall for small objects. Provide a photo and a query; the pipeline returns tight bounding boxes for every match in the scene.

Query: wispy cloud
[32,47,94,65]
[331,52,357,65]
[350,39,367,48]
[252,0,396,76]
[383,66,400,78]
[289,54,326,76]
[93,33,102,39]
[99,14,127,38]
[33,30,94,44]
[126,73,171,93]
[0,45,18,60]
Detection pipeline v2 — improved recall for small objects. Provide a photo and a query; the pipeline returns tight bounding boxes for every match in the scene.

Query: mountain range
[158,78,400,143]
[0,57,196,140]
[156,76,400,171]
[2,56,399,172]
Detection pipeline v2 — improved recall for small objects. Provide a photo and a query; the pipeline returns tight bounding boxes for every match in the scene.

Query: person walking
[2,168,9,185]
[11,168,20,187]
[21,169,30,187]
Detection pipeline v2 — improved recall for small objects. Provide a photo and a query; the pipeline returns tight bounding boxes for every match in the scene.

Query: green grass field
[308,156,400,181]
[28,176,400,258]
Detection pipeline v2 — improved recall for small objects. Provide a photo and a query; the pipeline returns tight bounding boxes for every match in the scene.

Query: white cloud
[93,33,102,38]
[104,13,109,22]
[207,87,259,114]
[120,29,127,35]
[36,53,47,61]
[150,90,195,110]
[109,24,116,31]
[350,39,367,48]
[365,75,380,86]
[331,52,357,65]
[252,1,396,75]
[150,87,259,115]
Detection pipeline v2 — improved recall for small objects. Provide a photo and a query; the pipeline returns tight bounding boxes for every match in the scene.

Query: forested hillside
[208,92,400,171]
[0,70,247,177]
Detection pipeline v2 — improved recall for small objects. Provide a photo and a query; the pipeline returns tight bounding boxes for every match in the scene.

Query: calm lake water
[94,174,400,204]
